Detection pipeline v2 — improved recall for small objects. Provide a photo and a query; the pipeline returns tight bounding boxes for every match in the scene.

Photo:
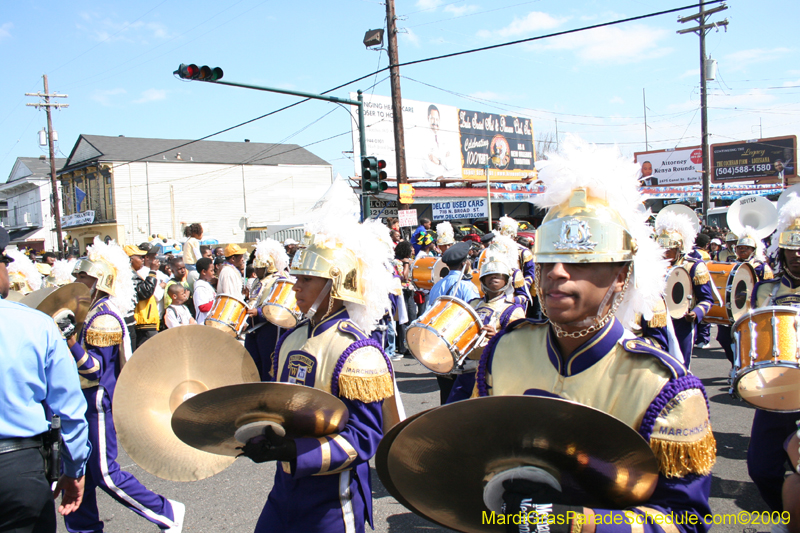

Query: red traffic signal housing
[175,64,224,82]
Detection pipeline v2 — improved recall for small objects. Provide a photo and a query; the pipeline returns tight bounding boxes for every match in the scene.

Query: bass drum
[410,257,449,291]
[664,266,693,319]
[703,262,755,325]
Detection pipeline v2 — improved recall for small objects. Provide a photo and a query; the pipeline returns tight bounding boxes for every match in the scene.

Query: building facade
[0,156,64,252]
[58,135,333,252]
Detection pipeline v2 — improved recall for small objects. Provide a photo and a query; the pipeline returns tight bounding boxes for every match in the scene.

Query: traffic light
[174,63,224,82]
[361,156,388,195]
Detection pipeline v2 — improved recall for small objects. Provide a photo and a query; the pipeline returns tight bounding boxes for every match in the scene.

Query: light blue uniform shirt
[426,269,480,309]
[0,299,90,477]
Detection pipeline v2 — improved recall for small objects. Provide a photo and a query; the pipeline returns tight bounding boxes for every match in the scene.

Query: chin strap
[305,279,333,322]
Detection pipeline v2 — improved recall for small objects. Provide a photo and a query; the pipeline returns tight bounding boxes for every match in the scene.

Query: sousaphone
[727,195,778,240]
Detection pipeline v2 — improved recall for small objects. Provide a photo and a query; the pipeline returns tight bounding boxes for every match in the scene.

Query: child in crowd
[164,284,196,328]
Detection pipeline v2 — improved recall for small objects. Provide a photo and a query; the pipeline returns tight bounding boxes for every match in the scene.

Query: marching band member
[447,251,526,404]
[718,227,774,366]
[239,217,397,533]
[718,232,738,262]
[435,221,456,254]
[486,233,532,310]
[475,138,715,532]
[654,212,714,367]
[497,215,536,297]
[746,194,800,515]
[5,248,43,295]
[44,258,78,287]
[65,237,184,532]
[244,239,290,381]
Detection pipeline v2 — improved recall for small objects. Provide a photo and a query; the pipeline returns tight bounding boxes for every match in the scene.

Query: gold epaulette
[85,314,124,347]
[693,262,710,285]
[338,345,394,403]
[646,298,668,328]
[648,388,716,478]
[513,270,525,289]
[521,249,534,264]
[764,265,774,280]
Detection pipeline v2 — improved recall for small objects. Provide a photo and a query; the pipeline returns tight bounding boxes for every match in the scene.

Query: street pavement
[58,326,774,532]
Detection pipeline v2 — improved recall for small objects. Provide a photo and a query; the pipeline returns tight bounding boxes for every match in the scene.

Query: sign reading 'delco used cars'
[431,198,489,221]
[711,135,797,183]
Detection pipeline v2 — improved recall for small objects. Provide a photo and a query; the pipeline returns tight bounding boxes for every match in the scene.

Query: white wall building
[58,135,333,252]
[0,156,64,252]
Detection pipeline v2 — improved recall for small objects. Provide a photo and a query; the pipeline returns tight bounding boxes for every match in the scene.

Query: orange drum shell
[733,306,800,412]
[261,279,301,329]
[411,257,448,291]
[205,295,248,336]
[406,296,482,373]
[704,262,755,325]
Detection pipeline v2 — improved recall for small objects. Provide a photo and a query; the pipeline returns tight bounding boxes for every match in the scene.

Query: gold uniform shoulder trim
[763,264,774,280]
[649,388,716,478]
[693,262,710,285]
[85,314,123,347]
[338,345,393,403]
[521,249,534,263]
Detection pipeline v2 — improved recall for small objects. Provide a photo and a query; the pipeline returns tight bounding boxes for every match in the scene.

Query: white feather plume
[535,135,669,325]
[436,221,455,245]
[654,210,697,254]
[498,216,518,237]
[86,236,135,314]
[50,259,77,286]
[778,194,800,235]
[6,249,42,292]
[254,238,289,273]
[487,234,520,269]
[303,188,394,334]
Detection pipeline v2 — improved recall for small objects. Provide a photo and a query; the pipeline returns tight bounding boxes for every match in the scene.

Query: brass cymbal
[171,382,349,456]
[4,290,24,302]
[36,283,92,335]
[19,287,57,309]
[376,396,659,533]
[113,325,260,482]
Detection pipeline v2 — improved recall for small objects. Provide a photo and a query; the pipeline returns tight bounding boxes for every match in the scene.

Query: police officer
[0,226,91,532]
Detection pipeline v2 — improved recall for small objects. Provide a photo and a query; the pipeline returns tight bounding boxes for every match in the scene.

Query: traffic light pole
[202,79,370,220]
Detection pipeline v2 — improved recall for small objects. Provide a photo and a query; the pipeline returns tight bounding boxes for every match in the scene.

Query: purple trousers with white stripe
[64,386,174,533]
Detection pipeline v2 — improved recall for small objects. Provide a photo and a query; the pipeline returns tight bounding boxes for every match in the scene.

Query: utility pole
[678,1,728,224]
[26,75,68,255]
[386,0,409,209]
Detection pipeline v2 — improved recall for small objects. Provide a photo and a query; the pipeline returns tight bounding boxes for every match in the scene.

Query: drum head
[736,365,800,412]
[665,267,692,319]
[406,324,454,374]
[262,304,298,329]
[728,263,755,322]
[433,259,450,283]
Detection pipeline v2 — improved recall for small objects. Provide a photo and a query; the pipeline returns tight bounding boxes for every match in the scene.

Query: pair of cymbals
[19,283,91,334]
[377,396,659,533]
[113,325,261,482]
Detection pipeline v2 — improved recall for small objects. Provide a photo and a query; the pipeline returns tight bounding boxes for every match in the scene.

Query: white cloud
[91,88,126,107]
[134,89,166,104]
[401,28,421,48]
[415,0,443,10]
[610,96,624,104]
[526,24,673,64]
[77,12,173,44]
[680,68,700,79]
[478,11,567,39]
[0,22,11,42]
[723,48,791,70]
[444,4,479,16]
[783,79,800,87]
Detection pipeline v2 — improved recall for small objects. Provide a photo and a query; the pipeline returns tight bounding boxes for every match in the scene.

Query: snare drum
[733,306,800,412]
[204,295,248,336]
[260,279,302,329]
[405,296,483,374]
[664,266,693,319]
[411,257,450,290]
[703,261,755,325]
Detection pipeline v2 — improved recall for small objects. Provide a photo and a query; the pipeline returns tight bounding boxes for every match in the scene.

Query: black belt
[0,436,43,455]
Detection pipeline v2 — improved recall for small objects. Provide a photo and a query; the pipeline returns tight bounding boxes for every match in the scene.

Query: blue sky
[1,0,798,181]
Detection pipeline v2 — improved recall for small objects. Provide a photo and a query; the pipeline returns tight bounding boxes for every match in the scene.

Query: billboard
[351,93,535,182]
[711,135,796,183]
[633,146,702,186]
